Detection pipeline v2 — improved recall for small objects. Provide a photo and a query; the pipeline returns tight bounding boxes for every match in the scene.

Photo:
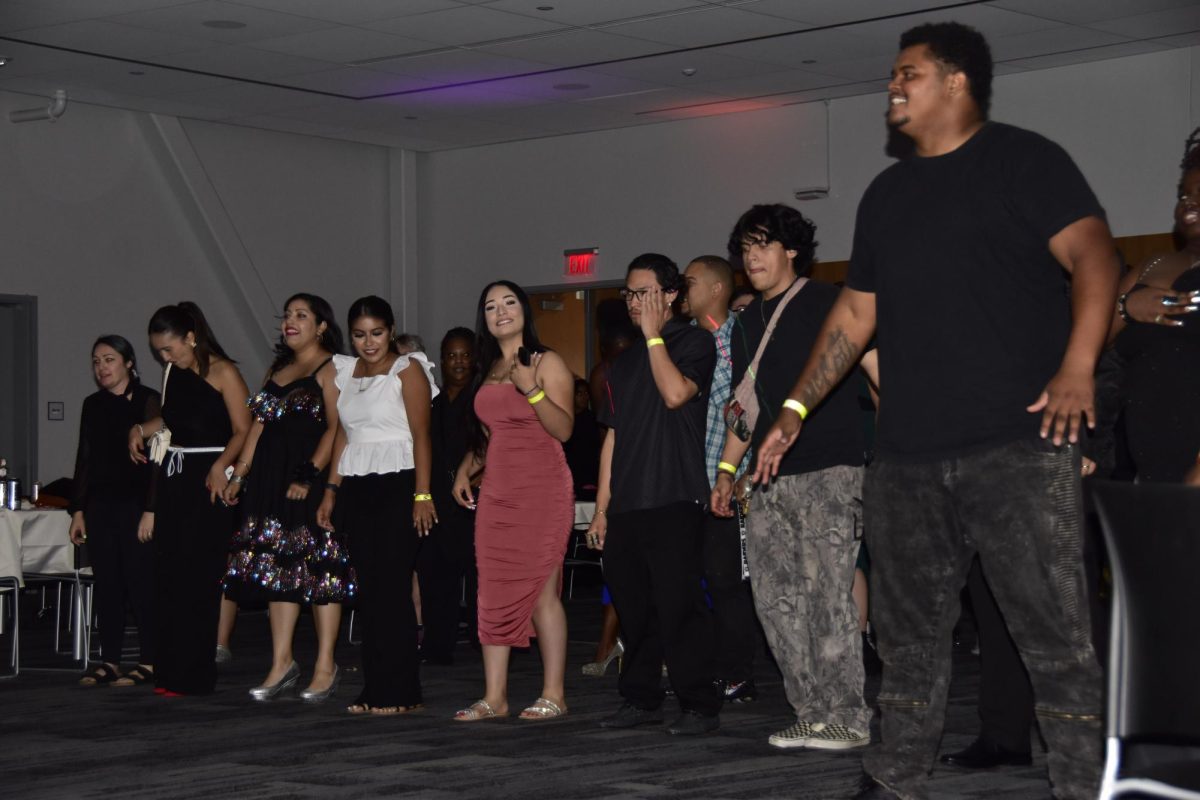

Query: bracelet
[414,493,433,502]
[783,399,809,420]
[594,509,606,517]
[230,474,245,485]
[717,461,738,476]
[1117,291,1134,323]
[527,389,546,405]
[324,482,339,494]
[646,337,665,348]
[514,384,539,397]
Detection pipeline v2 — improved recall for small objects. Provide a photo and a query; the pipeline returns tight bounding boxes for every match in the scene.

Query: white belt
[166,446,225,477]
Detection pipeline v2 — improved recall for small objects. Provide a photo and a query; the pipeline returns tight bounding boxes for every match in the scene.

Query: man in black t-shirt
[711,204,872,751]
[587,253,722,735]
[754,23,1118,800]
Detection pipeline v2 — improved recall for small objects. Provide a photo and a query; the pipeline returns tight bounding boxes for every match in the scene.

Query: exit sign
[564,247,598,277]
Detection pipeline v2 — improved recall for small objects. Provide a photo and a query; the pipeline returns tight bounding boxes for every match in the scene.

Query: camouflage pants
[747,465,872,732]
[862,439,1101,800]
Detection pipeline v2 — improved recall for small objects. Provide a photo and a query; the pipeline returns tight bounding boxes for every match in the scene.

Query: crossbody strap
[745,277,807,380]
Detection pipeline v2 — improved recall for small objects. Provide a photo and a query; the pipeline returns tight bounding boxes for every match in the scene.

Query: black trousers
[965,556,1034,753]
[700,510,757,683]
[604,501,721,716]
[416,502,477,661]
[87,498,155,665]
[153,453,232,695]
[341,471,422,707]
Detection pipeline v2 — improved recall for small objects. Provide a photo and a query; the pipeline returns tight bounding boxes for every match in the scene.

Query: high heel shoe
[249,661,299,701]
[581,638,624,677]
[299,665,340,703]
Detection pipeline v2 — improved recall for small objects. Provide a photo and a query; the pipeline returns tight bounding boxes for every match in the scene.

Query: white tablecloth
[574,501,595,527]
[0,508,73,585]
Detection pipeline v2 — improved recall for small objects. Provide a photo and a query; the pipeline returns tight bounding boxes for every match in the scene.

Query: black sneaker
[719,679,757,704]
[665,710,719,735]
[598,702,663,729]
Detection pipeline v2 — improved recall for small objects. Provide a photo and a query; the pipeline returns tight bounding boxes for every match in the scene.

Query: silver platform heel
[300,665,341,704]
[249,661,300,701]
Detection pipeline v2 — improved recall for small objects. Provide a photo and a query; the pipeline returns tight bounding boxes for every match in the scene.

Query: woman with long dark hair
[70,335,160,686]
[222,293,354,702]
[316,296,437,715]
[451,280,575,721]
[129,302,251,695]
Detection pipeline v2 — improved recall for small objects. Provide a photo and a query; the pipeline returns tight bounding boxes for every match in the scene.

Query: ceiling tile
[0,40,114,77]
[1087,5,1200,38]
[484,0,706,27]
[575,86,736,115]
[170,80,324,113]
[984,0,1198,25]
[152,43,336,78]
[588,49,788,89]
[685,67,846,99]
[364,49,556,84]
[0,0,195,33]
[111,0,337,44]
[370,5,569,46]
[227,0,461,25]
[486,68,662,101]
[480,28,670,66]
[746,0,956,26]
[250,26,441,64]
[45,59,235,96]
[717,28,883,68]
[371,83,548,115]
[473,100,630,133]
[1005,38,1172,69]
[847,5,1063,44]
[606,6,800,47]
[800,54,893,82]
[988,25,1131,62]
[280,67,437,96]
[7,19,213,59]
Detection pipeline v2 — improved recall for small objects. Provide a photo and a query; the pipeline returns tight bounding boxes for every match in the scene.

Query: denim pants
[861,438,1101,800]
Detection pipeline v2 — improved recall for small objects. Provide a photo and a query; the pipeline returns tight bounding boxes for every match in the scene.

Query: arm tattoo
[799,327,862,410]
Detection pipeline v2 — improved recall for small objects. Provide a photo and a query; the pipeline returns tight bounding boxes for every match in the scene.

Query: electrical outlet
[47,401,64,421]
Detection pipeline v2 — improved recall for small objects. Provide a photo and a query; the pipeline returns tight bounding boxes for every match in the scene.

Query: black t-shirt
[69,384,161,514]
[847,122,1105,459]
[732,279,866,476]
[432,387,471,494]
[597,315,715,514]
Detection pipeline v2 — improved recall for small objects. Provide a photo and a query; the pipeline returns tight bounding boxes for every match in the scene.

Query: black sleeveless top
[162,366,233,448]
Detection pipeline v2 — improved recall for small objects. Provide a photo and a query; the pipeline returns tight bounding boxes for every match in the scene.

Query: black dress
[1116,265,1200,482]
[152,366,235,695]
[224,367,356,604]
[69,384,160,665]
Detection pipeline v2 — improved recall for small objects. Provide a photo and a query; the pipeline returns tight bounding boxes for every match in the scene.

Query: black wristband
[324,482,339,494]
[292,460,320,485]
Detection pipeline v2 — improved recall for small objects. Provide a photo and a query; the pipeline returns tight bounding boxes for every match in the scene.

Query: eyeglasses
[620,288,652,303]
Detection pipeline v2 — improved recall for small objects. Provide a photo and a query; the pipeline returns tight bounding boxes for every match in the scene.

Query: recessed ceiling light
[681,68,697,77]
[404,115,418,120]
[537,5,555,10]
[202,19,247,29]
[801,59,817,65]
[0,56,10,67]
[553,82,589,91]
[129,70,145,75]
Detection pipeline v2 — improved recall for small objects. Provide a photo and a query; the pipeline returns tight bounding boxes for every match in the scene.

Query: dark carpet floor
[1,578,1056,800]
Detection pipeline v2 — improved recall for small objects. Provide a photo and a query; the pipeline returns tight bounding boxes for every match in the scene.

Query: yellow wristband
[413,493,432,502]
[783,399,809,420]
[646,337,665,348]
[527,389,546,405]
[717,461,738,476]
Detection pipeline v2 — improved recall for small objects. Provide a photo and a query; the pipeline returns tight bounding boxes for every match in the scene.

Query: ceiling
[0,0,1197,151]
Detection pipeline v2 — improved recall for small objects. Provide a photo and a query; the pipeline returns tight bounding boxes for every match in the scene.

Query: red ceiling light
[564,247,598,277]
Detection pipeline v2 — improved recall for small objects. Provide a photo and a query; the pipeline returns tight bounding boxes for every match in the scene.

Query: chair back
[1090,480,1200,744]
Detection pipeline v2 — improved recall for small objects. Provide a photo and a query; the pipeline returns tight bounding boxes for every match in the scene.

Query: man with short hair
[711,204,872,751]
[683,255,758,704]
[755,22,1117,800]
[588,252,722,735]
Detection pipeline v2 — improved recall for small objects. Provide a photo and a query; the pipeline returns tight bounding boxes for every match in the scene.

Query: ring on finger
[1155,313,1164,324]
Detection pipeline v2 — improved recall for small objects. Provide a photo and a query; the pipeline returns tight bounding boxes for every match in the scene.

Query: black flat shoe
[665,710,719,735]
[940,738,1033,769]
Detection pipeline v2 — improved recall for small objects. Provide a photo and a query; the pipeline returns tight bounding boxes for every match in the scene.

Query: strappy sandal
[112,665,154,687]
[453,699,506,722]
[519,697,567,720]
[369,704,424,716]
[79,663,121,687]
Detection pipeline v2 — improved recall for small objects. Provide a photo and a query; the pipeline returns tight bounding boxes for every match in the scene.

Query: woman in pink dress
[452,280,575,721]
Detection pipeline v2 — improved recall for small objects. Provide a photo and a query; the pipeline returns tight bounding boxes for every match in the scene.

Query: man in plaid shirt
[683,255,758,704]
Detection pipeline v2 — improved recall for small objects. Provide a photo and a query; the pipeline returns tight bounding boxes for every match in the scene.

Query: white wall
[0,93,395,482]
[418,46,1199,343]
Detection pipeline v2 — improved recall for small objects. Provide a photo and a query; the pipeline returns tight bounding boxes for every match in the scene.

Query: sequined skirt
[225,515,357,604]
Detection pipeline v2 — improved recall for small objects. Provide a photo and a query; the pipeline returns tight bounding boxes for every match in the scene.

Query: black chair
[1091,481,1200,800]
